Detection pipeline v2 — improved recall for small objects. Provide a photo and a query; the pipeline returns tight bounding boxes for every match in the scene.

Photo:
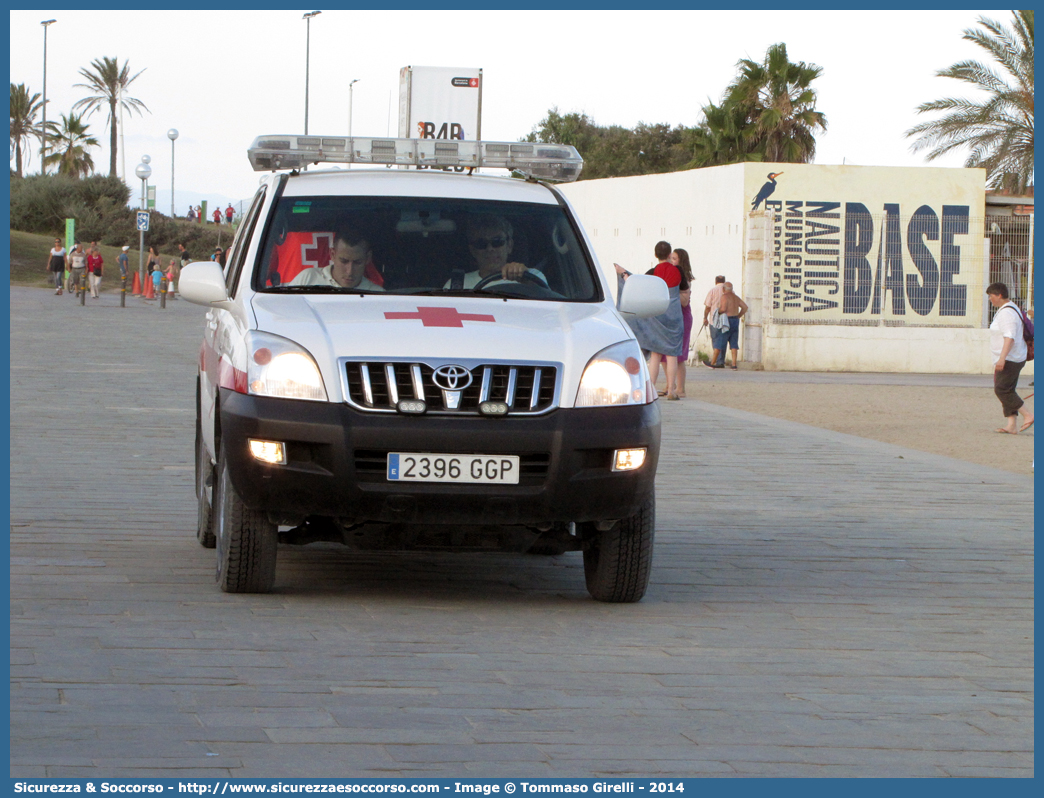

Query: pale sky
[9,9,1005,211]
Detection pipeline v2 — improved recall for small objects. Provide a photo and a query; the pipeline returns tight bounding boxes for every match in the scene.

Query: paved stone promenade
[9,286,1034,777]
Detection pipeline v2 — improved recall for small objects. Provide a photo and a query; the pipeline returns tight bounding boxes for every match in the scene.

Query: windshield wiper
[265,285,370,294]
[409,287,514,298]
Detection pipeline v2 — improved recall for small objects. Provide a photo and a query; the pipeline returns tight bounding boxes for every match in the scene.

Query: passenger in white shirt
[987,281,1033,434]
[289,229,383,291]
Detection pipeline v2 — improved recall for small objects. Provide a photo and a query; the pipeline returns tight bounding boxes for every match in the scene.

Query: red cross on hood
[384,306,496,328]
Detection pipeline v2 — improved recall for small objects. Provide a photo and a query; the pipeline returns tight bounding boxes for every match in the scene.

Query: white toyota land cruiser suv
[181,135,669,602]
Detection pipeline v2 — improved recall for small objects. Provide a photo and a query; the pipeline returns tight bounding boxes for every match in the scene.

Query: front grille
[342,359,559,415]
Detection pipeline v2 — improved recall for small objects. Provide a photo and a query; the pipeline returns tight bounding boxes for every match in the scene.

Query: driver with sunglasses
[445,214,548,289]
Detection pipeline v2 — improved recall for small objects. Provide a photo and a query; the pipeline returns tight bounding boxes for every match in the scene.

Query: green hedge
[10,174,237,261]
[10,174,129,241]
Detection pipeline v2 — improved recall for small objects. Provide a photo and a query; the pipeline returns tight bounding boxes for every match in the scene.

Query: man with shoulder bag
[987,281,1034,435]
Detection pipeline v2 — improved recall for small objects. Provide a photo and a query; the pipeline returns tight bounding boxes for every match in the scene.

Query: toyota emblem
[432,364,473,391]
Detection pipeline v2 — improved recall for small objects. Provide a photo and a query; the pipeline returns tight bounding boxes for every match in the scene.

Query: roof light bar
[247,135,583,182]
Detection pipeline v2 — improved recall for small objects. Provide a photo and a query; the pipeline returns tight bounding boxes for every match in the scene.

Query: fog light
[612,448,647,472]
[397,399,427,414]
[479,401,509,416]
[249,439,287,465]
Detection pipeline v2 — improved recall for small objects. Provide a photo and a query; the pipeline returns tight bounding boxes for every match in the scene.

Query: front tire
[214,443,278,593]
[582,496,655,603]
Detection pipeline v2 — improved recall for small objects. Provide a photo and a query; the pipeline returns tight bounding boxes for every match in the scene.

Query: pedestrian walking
[147,246,160,275]
[68,243,87,297]
[987,282,1034,435]
[117,246,130,280]
[187,206,196,221]
[615,240,685,400]
[178,243,191,269]
[87,246,104,298]
[149,265,163,299]
[46,238,67,295]
[717,282,748,370]
[166,258,179,298]
[702,275,728,368]
[213,208,222,225]
[225,204,234,225]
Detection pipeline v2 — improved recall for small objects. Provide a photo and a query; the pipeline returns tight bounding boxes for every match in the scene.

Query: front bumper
[218,389,660,526]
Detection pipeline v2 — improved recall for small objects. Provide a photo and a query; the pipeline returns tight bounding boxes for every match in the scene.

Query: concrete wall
[763,324,998,374]
[561,163,1029,375]
[562,164,746,302]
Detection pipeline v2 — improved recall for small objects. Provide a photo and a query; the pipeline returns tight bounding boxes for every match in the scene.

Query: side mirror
[617,273,669,318]
[179,261,233,309]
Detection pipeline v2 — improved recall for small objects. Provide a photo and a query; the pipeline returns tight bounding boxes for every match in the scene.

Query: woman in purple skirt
[670,248,694,397]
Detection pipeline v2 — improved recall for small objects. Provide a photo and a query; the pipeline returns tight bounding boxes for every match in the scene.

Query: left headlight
[575,340,654,407]
[246,330,328,401]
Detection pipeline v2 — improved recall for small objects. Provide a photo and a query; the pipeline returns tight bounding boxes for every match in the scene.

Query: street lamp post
[303,11,321,134]
[119,84,125,180]
[167,129,179,217]
[347,78,359,169]
[40,19,56,175]
[135,156,152,289]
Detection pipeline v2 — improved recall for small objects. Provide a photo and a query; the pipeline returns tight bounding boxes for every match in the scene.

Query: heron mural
[751,172,783,211]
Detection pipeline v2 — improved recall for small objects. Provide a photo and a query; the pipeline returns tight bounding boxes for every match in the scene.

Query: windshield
[252,195,600,301]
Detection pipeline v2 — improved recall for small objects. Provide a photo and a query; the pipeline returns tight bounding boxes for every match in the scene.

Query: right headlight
[575,340,654,407]
[246,330,328,402]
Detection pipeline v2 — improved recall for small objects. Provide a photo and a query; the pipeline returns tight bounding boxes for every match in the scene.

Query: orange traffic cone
[131,272,141,295]
[143,277,155,300]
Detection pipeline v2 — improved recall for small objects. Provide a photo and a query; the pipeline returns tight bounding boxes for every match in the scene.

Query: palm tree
[906,11,1034,193]
[42,112,99,178]
[72,57,148,178]
[689,99,763,168]
[688,43,826,168]
[725,43,828,163]
[10,83,44,177]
